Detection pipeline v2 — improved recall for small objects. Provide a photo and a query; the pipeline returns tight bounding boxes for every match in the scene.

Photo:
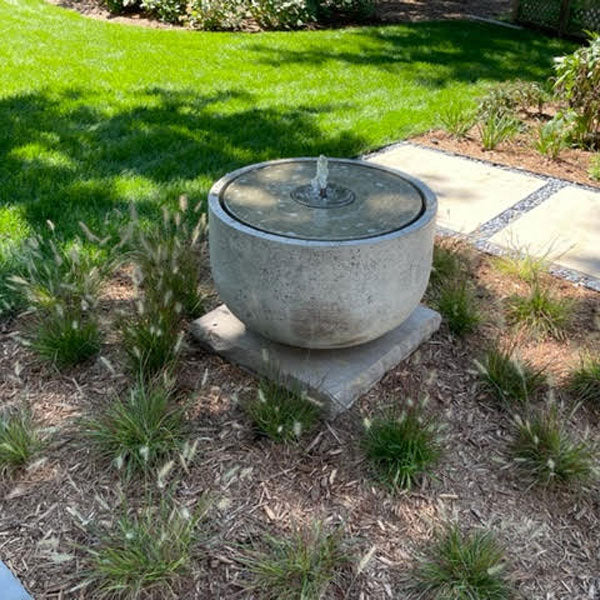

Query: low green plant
[0,408,41,475]
[362,401,442,492]
[82,494,206,599]
[83,379,186,475]
[535,114,570,159]
[510,405,597,487]
[244,522,349,600]
[430,245,465,288]
[188,0,245,29]
[492,249,549,283]
[414,524,512,600]
[438,103,476,138]
[244,381,321,442]
[506,280,572,339]
[435,280,480,336]
[568,353,600,405]
[475,344,546,408]
[479,112,520,151]
[478,80,547,119]
[141,0,186,22]
[589,154,600,181]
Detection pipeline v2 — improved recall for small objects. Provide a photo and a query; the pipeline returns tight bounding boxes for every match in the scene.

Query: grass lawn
[0,0,571,281]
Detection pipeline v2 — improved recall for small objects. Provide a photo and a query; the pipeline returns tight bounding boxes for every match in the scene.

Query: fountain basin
[208,158,437,349]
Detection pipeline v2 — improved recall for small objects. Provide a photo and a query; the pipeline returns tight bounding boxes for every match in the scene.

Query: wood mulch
[1,240,599,599]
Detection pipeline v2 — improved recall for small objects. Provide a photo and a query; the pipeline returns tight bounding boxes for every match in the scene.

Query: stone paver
[192,304,441,415]
[489,186,600,279]
[368,144,545,234]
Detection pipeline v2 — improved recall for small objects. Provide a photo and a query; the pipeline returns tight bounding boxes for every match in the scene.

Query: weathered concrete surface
[191,304,441,415]
[0,562,32,600]
[489,186,600,279]
[208,158,437,349]
[368,145,545,233]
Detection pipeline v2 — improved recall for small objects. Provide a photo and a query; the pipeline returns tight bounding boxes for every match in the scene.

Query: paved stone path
[367,142,600,291]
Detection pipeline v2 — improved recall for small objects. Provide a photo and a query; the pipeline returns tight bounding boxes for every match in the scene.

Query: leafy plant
[554,33,600,147]
[244,381,321,442]
[188,0,245,29]
[104,0,140,14]
[0,408,41,476]
[506,280,572,339]
[510,405,597,487]
[362,401,442,492]
[438,102,476,138]
[435,280,480,336]
[141,0,186,22]
[478,80,547,119]
[83,379,186,475]
[535,114,571,159]
[589,154,600,181]
[475,344,546,408]
[243,522,349,600]
[414,524,512,600]
[248,0,314,28]
[479,112,520,151]
[568,353,600,405]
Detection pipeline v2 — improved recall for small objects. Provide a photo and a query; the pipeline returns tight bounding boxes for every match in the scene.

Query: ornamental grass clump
[414,524,512,600]
[438,102,476,139]
[492,247,549,284]
[362,400,442,492]
[510,405,598,488]
[435,280,481,337]
[0,407,41,476]
[430,244,464,288]
[244,380,321,443]
[243,522,349,600]
[83,378,187,475]
[568,353,600,405]
[475,343,546,408]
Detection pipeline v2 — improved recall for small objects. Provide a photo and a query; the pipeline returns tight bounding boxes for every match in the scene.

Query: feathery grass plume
[362,399,442,492]
[435,280,480,336]
[0,407,41,476]
[430,244,464,288]
[510,404,598,487]
[82,378,187,475]
[414,524,512,600]
[130,197,207,319]
[475,342,546,408]
[492,247,550,284]
[244,380,321,443]
[82,493,208,599]
[243,522,349,600]
[506,279,573,339]
[568,353,600,405]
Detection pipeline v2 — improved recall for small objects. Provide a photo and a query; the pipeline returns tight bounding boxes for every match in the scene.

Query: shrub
[506,280,572,339]
[82,495,207,598]
[244,381,321,442]
[83,379,186,475]
[248,0,314,29]
[589,154,600,181]
[0,408,41,476]
[244,522,349,600]
[535,114,571,159]
[510,406,597,487]
[435,280,480,336]
[311,0,375,22]
[104,0,140,13]
[479,113,520,151]
[188,0,245,29]
[475,344,546,408]
[554,33,600,147]
[414,525,512,600]
[142,0,186,22]
[362,401,442,492]
[568,353,600,405]
[438,103,476,139]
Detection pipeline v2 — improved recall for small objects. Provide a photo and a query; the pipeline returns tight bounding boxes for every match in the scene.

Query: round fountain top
[219,158,425,241]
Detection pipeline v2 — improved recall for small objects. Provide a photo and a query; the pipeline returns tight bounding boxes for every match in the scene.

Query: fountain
[192,156,441,413]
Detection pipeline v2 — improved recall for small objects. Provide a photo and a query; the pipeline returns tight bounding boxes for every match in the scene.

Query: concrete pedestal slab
[191,304,441,415]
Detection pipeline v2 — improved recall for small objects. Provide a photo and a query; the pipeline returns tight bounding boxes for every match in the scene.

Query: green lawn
[0,0,571,299]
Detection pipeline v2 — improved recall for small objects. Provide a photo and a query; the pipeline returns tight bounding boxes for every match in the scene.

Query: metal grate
[516,0,600,36]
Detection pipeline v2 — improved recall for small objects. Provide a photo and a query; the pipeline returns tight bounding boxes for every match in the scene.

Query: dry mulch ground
[1,239,599,599]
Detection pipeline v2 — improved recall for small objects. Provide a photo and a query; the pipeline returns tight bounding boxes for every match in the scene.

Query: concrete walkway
[367,143,600,291]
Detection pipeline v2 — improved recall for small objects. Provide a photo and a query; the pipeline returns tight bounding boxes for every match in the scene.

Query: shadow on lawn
[246,21,572,85]
[0,86,364,244]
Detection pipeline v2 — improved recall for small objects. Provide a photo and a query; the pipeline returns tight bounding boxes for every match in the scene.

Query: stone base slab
[191,304,441,415]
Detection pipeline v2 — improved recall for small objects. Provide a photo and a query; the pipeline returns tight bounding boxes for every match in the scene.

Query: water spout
[311,155,329,200]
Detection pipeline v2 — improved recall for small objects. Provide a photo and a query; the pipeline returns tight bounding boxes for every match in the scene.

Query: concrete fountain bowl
[208,157,437,350]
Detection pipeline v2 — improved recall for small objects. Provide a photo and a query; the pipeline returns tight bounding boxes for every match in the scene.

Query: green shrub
[589,154,600,181]
[188,0,244,29]
[478,80,547,119]
[554,33,600,147]
[479,113,520,151]
[362,402,442,492]
[535,114,571,159]
[435,280,480,336]
[414,525,512,600]
[142,0,186,22]
[83,379,186,475]
[568,353,600,405]
[475,344,546,408]
[104,0,140,13]
[510,406,597,487]
[249,0,313,28]
[438,103,476,138]
[244,523,349,600]
[244,381,321,442]
[0,408,41,475]
[311,0,374,22]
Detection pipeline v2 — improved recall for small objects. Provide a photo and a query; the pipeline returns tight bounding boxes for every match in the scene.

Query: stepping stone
[367,144,545,233]
[489,185,600,280]
[191,304,441,416]
[0,561,32,600]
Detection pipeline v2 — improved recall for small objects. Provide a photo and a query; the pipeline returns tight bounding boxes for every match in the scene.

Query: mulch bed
[1,240,599,599]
